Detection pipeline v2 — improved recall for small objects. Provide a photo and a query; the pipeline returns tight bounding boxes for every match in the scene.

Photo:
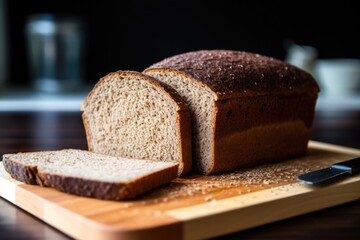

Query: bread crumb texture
[145,70,214,173]
[3,149,177,182]
[83,71,181,165]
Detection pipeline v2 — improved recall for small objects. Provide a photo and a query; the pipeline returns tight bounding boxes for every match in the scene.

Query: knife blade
[297,157,360,185]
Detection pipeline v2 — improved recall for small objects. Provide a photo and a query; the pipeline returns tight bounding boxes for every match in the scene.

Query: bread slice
[2,149,179,200]
[81,71,192,176]
[144,50,320,175]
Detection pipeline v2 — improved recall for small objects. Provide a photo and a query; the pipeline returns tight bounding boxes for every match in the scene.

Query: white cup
[315,59,360,98]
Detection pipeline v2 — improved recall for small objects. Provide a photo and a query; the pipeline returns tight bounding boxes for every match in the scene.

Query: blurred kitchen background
[0,0,359,111]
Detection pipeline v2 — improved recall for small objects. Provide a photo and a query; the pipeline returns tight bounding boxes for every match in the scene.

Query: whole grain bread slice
[2,149,179,200]
[82,71,192,176]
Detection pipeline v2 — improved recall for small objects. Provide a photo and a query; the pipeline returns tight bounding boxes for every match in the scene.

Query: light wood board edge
[1,140,360,240]
[166,141,360,240]
[0,165,182,240]
[166,176,360,239]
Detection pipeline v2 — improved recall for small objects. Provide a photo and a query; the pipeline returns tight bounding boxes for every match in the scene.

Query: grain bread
[2,149,179,200]
[144,50,320,175]
[82,71,192,176]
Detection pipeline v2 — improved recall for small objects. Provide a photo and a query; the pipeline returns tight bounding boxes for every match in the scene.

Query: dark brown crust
[176,109,192,175]
[145,50,320,100]
[2,153,179,200]
[3,156,47,186]
[209,95,317,174]
[82,112,93,152]
[40,164,178,200]
[81,70,192,176]
[41,172,132,200]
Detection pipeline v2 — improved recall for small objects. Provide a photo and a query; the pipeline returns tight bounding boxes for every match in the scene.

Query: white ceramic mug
[315,59,360,98]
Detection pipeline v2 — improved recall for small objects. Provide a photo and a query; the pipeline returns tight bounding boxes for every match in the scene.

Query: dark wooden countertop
[0,110,359,240]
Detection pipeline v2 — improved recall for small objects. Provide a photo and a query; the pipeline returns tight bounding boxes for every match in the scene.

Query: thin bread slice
[2,149,179,200]
[82,71,192,176]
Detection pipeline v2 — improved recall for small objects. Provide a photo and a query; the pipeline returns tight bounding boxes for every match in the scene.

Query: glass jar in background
[25,14,85,93]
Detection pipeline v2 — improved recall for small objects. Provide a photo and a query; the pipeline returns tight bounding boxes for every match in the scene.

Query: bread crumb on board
[135,149,350,205]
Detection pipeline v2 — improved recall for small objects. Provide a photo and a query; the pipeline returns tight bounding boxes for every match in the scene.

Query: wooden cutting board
[1,141,360,240]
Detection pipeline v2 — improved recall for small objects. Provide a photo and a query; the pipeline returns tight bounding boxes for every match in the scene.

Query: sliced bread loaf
[2,149,178,200]
[82,71,192,176]
[144,50,320,175]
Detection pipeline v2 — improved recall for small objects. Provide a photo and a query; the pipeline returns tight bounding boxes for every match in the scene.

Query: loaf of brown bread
[144,50,320,175]
[2,149,179,200]
[82,71,192,176]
